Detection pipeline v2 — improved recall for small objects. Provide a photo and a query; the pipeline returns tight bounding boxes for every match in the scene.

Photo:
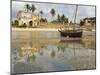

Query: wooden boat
[58,5,83,38]
[58,29,82,37]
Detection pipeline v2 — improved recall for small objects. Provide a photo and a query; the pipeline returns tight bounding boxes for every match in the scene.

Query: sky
[12,1,96,23]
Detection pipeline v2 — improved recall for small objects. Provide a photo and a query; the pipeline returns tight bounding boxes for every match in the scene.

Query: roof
[83,17,96,21]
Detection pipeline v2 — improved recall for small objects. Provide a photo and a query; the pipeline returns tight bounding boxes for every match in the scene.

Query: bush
[19,23,27,28]
[12,20,19,27]
[40,18,48,23]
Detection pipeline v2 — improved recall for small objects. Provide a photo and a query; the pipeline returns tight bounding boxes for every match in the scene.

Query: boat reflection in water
[11,31,96,74]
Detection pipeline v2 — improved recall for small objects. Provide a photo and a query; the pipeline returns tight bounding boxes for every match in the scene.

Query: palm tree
[40,10,44,19]
[57,14,61,23]
[25,4,30,12]
[30,4,37,25]
[39,10,44,24]
[61,14,66,25]
[80,20,84,26]
[40,10,43,15]
[65,18,68,24]
[31,4,36,13]
[14,20,19,26]
[50,8,56,19]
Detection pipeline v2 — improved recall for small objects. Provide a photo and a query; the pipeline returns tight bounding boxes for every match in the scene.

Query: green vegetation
[40,18,48,23]
[57,14,61,22]
[19,23,27,28]
[12,3,70,28]
[40,10,43,16]
[51,14,69,25]
[50,8,56,17]
[25,4,36,13]
[25,4,30,12]
[12,3,95,29]
[12,20,27,28]
[12,20,19,27]
[80,20,84,26]
[31,4,36,13]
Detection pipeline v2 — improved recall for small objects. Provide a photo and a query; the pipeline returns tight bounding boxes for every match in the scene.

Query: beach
[12,28,59,31]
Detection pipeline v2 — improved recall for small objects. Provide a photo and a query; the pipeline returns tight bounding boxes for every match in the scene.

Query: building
[83,17,96,26]
[16,10,41,27]
[81,17,96,31]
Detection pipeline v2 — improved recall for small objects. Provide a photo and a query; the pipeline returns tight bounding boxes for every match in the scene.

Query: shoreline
[12,28,95,32]
[12,28,59,31]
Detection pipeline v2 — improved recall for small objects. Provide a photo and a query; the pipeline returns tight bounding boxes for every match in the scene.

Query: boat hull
[59,30,82,37]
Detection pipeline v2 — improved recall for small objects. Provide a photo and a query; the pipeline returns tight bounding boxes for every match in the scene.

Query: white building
[16,10,41,27]
[83,17,96,26]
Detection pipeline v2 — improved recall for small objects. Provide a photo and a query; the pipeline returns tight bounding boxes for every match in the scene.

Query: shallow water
[11,31,96,74]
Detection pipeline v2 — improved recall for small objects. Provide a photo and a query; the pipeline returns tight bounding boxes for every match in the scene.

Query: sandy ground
[12,28,59,31]
[12,28,95,32]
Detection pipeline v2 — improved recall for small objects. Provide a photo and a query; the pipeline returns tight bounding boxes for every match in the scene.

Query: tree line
[12,3,87,27]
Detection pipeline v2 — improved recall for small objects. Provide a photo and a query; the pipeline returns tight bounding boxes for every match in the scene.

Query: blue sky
[12,1,95,23]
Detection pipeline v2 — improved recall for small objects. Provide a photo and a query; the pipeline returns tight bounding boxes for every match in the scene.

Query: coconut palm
[14,20,19,26]
[25,4,30,12]
[61,14,66,25]
[39,10,44,24]
[40,10,44,18]
[31,4,36,13]
[57,14,61,23]
[61,14,65,21]
[40,10,43,15]
[50,8,56,17]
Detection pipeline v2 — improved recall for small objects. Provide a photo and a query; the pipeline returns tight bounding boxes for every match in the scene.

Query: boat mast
[74,5,78,24]
[73,5,78,56]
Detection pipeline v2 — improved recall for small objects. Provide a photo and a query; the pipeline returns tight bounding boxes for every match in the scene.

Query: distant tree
[61,14,65,21]
[50,8,56,17]
[61,14,66,24]
[14,20,19,26]
[38,11,43,25]
[39,11,44,24]
[44,18,48,22]
[65,18,69,24]
[51,20,57,23]
[24,4,36,13]
[12,20,19,27]
[57,14,61,22]
[31,4,36,13]
[25,4,30,12]
[80,20,84,26]
[40,18,48,23]
[40,10,43,16]
[70,21,72,24]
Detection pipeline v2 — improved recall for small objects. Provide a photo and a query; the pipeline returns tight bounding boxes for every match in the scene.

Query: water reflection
[27,54,36,63]
[51,50,56,58]
[11,31,96,74]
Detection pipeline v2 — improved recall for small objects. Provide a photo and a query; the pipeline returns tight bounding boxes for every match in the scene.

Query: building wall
[17,11,40,27]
